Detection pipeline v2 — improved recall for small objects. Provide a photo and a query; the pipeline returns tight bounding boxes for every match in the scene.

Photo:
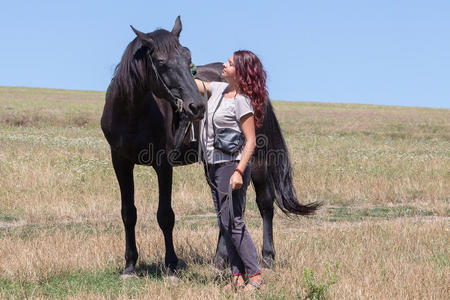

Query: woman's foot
[224,274,245,292]
[243,274,266,292]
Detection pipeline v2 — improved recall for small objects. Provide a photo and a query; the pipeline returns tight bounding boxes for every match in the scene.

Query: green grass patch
[302,263,339,300]
[0,267,150,298]
[0,221,123,240]
[323,205,433,222]
[430,248,449,269]
[0,212,18,223]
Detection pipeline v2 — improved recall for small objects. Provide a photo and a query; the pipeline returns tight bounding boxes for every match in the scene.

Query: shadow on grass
[134,261,165,279]
[180,270,229,286]
[134,259,229,287]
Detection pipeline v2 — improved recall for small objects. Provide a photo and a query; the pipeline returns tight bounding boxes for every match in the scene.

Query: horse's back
[195,63,226,82]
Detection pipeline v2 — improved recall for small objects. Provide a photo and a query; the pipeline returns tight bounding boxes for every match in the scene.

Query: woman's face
[222,56,237,83]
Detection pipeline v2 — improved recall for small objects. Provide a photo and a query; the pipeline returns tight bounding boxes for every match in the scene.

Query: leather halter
[150,57,202,149]
[148,53,184,113]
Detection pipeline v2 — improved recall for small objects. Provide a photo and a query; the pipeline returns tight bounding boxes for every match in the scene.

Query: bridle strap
[171,65,201,149]
[148,53,184,113]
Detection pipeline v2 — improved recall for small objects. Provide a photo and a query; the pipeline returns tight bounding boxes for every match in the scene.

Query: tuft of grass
[302,263,339,300]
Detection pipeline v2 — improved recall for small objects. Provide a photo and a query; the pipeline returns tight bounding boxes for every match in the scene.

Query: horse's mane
[110,29,182,100]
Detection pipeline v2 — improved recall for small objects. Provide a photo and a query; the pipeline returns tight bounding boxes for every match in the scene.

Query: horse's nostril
[189,103,204,116]
[188,103,198,115]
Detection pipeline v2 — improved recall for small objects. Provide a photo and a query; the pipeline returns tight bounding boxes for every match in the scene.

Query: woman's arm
[230,113,256,190]
[195,79,211,97]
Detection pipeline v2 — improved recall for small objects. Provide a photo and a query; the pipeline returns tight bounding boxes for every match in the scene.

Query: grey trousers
[206,160,261,276]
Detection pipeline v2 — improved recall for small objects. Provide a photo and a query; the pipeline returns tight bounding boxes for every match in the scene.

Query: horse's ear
[130,25,155,49]
[171,16,182,38]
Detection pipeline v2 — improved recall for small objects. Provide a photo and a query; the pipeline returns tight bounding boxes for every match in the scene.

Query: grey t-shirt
[200,82,254,164]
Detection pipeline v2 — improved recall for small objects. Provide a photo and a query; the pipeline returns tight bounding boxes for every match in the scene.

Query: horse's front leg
[155,161,178,275]
[112,151,138,275]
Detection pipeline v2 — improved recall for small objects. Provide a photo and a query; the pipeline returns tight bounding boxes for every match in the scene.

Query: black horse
[101,17,320,277]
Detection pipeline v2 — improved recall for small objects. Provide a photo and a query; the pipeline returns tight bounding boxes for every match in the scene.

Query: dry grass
[0,86,449,299]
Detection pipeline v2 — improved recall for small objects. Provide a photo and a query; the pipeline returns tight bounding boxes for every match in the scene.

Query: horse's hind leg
[112,151,138,275]
[154,162,178,275]
[251,161,275,268]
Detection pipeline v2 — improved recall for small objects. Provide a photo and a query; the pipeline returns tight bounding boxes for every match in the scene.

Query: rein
[197,81,236,229]
[169,75,236,229]
[154,60,238,228]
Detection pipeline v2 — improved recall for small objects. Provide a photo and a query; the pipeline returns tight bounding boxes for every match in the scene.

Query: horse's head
[130,17,205,121]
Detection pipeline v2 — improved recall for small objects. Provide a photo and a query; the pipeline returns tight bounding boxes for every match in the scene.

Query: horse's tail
[257,101,322,215]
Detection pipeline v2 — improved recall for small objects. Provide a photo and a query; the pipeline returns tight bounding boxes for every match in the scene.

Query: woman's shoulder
[234,94,254,119]
[235,94,253,106]
[209,81,228,92]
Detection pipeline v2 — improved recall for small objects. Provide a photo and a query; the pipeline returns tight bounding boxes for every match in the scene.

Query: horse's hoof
[214,256,228,270]
[177,258,187,270]
[261,256,274,269]
[166,258,186,276]
[164,275,180,285]
[164,267,180,285]
[120,273,138,280]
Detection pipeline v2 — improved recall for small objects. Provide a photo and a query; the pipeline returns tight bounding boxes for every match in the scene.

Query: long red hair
[233,50,268,128]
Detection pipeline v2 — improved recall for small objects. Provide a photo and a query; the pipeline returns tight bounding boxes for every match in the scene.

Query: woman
[195,50,268,291]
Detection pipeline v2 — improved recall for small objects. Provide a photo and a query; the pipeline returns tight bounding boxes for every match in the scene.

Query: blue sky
[1,0,449,108]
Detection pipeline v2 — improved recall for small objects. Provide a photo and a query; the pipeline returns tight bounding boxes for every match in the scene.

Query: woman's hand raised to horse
[195,79,211,97]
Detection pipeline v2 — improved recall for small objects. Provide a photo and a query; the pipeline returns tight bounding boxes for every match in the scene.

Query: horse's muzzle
[187,102,205,120]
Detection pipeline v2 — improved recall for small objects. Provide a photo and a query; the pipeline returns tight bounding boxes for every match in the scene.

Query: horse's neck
[107,89,169,134]
[121,89,162,116]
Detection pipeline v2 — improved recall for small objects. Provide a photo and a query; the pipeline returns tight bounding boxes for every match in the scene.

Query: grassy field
[0,86,448,299]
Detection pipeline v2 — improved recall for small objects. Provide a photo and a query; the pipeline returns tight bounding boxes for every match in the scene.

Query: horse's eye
[153,57,166,67]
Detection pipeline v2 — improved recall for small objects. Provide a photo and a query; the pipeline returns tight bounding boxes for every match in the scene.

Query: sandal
[224,282,245,292]
[243,278,266,292]
[224,275,246,292]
